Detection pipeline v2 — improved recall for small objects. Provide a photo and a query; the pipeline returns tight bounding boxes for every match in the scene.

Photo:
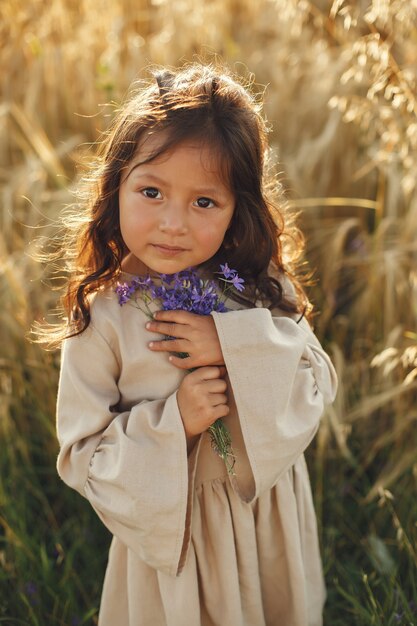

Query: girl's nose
[158,203,188,235]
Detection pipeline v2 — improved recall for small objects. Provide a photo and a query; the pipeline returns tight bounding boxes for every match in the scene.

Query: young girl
[52,63,337,626]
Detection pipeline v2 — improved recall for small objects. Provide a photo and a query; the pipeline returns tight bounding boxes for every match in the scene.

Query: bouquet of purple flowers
[115,264,245,474]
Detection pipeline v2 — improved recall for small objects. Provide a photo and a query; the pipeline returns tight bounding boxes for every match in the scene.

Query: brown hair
[37,62,309,347]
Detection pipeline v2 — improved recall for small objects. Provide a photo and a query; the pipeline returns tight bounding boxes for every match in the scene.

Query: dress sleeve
[56,325,197,577]
[211,308,338,502]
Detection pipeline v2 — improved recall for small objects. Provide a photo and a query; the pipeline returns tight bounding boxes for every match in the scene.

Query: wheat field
[1,0,417,623]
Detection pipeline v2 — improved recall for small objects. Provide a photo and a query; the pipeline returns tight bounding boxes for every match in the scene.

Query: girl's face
[119,134,235,276]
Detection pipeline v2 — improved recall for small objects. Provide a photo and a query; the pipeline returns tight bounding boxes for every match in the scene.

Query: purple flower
[25,582,38,595]
[116,265,244,315]
[115,282,133,305]
[219,263,236,279]
[217,265,245,292]
[230,274,245,292]
[23,582,39,606]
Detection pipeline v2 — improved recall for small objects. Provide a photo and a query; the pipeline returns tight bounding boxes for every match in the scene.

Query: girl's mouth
[151,244,187,256]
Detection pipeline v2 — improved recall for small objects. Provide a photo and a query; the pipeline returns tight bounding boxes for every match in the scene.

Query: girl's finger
[153,310,197,324]
[211,403,230,421]
[148,339,189,354]
[167,354,193,370]
[209,394,228,406]
[187,365,227,381]
[205,378,228,393]
[216,366,227,378]
[168,355,227,372]
[146,320,187,338]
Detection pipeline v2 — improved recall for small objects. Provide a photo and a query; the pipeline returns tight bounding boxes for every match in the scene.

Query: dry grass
[1,0,417,623]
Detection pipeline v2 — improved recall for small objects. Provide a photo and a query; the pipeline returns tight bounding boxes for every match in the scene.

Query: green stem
[208,418,235,475]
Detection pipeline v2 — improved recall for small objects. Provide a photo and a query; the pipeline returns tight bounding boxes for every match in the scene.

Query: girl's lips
[151,244,187,256]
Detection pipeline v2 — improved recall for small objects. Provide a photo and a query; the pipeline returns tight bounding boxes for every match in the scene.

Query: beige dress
[56,280,337,626]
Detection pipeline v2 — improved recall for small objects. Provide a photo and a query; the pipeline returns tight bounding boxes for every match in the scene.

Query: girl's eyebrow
[129,171,168,186]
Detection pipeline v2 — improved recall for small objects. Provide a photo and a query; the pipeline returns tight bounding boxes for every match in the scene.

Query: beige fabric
[56,282,337,626]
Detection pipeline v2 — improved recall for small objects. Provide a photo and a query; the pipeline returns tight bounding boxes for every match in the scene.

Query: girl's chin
[121,253,194,276]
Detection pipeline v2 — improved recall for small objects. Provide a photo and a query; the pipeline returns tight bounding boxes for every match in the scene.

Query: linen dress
[56,277,338,626]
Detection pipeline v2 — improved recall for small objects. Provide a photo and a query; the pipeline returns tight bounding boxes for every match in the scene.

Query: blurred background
[1,0,417,623]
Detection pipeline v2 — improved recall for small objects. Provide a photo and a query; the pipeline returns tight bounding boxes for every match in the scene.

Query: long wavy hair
[37,62,309,347]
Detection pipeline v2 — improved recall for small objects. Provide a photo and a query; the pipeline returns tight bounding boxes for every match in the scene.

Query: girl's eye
[142,187,161,199]
[195,197,215,209]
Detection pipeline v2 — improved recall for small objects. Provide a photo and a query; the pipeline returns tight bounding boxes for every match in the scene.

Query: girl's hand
[177,366,229,442]
[146,310,224,369]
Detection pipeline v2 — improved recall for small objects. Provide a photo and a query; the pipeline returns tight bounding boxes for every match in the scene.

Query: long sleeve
[56,323,196,577]
[211,308,338,502]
